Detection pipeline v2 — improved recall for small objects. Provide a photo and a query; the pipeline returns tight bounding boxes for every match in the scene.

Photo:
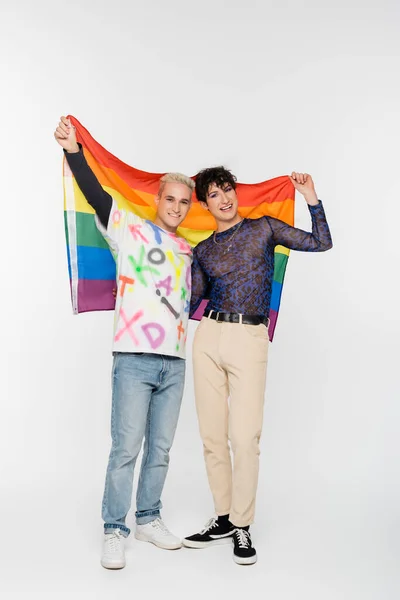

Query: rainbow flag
[63,116,295,340]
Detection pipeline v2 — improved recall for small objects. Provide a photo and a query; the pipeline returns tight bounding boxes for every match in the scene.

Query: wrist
[304,192,319,206]
[67,143,80,153]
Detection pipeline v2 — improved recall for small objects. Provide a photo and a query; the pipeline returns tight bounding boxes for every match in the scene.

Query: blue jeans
[102,352,185,536]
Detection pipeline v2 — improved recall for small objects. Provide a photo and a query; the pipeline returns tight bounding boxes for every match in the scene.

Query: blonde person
[55,117,194,569]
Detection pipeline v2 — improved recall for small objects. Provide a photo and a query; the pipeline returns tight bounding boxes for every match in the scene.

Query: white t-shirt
[96,200,192,359]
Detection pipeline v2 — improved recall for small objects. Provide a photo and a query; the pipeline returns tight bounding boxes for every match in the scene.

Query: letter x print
[128,246,160,286]
[115,308,144,343]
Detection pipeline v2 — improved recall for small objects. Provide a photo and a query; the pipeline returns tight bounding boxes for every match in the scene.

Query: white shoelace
[105,529,123,553]
[151,518,171,536]
[235,529,250,549]
[200,517,218,535]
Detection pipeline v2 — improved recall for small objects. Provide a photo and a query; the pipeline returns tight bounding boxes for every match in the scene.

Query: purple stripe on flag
[268,309,278,341]
[75,279,116,313]
[190,299,209,322]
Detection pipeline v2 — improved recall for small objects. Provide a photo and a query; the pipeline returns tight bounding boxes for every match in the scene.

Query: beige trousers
[193,316,269,527]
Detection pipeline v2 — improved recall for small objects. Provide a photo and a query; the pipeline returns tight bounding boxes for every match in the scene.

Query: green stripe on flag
[64,212,70,248]
[273,251,288,284]
[64,211,110,249]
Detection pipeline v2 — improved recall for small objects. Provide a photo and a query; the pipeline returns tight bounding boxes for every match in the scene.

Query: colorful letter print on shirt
[96,201,192,358]
[63,116,295,341]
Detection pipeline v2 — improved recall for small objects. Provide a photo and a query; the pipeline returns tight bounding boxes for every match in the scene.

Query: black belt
[204,308,269,326]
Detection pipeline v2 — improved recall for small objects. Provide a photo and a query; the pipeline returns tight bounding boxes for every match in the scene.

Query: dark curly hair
[195,166,237,204]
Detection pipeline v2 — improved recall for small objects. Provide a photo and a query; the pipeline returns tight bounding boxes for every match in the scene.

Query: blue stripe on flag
[76,246,116,281]
[270,281,283,312]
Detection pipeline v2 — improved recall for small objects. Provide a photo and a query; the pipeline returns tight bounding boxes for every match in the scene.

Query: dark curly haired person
[183,167,332,565]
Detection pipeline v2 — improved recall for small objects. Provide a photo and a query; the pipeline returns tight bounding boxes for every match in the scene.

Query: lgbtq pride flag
[63,116,295,340]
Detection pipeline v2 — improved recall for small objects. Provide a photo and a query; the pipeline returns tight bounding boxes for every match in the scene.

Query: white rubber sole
[182,537,233,549]
[233,552,257,565]
[135,532,182,550]
[101,559,126,570]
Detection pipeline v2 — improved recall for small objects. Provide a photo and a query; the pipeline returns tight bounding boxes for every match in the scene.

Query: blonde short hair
[158,172,195,197]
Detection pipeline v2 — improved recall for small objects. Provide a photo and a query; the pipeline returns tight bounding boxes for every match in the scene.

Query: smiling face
[194,166,241,232]
[200,182,241,231]
[153,181,192,233]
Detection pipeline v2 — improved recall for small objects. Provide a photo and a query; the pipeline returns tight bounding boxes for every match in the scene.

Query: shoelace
[235,528,251,549]
[151,518,171,536]
[200,517,218,535]
[105,529,123,553]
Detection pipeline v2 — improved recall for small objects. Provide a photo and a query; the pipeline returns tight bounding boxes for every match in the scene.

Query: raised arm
[54,116,112,228]
[266,172,333,251]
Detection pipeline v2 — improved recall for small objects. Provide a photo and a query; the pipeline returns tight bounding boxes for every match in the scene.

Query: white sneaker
[101,529,126,569]
[135,517,182,550]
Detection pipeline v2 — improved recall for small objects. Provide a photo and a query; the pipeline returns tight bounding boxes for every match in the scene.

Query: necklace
[213,218,245,254]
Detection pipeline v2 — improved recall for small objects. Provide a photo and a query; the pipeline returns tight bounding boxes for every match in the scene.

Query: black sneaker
[183,516,235,548]
[232,528,257,565]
